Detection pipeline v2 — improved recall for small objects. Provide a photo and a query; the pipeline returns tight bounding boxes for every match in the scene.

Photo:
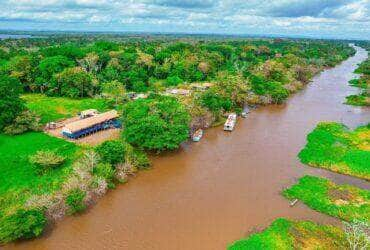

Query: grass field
[298,122,370,180]
[283,175,370,222]
[23,94,112,124]
[0,132,80,214]
[228,218,347,250]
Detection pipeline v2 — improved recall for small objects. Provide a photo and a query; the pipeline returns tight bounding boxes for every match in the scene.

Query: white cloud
[0,0,369,39]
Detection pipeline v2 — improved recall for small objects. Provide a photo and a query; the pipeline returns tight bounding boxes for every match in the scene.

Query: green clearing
[22,94,111,124]
[283,175,370,222]
[0,132,80,215]
[228,218,347,250]
[298,122,370,180]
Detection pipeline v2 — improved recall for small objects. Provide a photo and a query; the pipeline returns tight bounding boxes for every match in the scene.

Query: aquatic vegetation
[345,49,370,107]
[346,93,370,106]
[283,175,370,222]
[298,122,370,180]
[228,218,347,250]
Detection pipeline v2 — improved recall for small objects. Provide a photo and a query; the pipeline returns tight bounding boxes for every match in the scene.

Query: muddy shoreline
[6,46,370,250]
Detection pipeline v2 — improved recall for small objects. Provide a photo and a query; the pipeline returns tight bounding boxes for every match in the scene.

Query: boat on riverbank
[192,129,203,142]
[224,113,237,131]
[241,106,251,118]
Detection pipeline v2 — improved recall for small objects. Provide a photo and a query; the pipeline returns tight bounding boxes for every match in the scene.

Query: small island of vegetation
[346,42,370,106]
[298,122,370,180]
[228,218,349,250]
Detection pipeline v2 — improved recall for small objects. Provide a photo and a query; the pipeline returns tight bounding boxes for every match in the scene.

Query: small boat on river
[224,113,237,131]
[241,106,251,118]
[192,129,203,142]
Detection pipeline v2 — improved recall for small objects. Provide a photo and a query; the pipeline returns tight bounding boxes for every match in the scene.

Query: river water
[7,46,370,250]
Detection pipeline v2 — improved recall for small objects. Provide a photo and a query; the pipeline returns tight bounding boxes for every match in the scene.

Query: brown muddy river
[7,46,370,250]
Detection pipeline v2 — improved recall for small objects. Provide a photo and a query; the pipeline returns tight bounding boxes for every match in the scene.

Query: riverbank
[6,46,369,249]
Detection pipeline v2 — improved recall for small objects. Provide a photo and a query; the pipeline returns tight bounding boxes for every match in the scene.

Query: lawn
[0,132,80,215]
[228,218,347,250]
[22,94,112,124]
[298,122,370,180]
[283,175,370,222]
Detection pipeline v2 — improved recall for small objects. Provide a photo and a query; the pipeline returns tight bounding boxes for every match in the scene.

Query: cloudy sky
[1,0,369,39]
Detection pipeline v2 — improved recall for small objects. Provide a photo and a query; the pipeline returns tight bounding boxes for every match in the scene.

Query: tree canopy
[0,74,25,131]
[122,95,190,151]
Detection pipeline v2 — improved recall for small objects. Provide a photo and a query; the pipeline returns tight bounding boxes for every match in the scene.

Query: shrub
[132,149,151,169]
[65,188,86,214]
[29,150,65,174]
[200,89,232,113]
[0,209,47,243]
[96,140,125,165]
[269,83,289,104]
[166,75,183,86]
[93,163,115,188]
[123,142,151,169]
[0,74,25,131]
[4,110,41,135]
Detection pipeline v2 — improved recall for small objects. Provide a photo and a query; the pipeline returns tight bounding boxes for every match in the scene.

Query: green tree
[50,67,96,98]
[200,89,232,113]
[0,209,47,243]
[102,80,126,105]
[8,55,37,90]
[96,140,125,165]
[122,95,190,151]
[66,189,86,214]
[38,55,74,84]
[0,75,25,131]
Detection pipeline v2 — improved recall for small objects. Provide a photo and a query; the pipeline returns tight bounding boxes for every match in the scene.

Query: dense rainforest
[0,35,360,244]
[0,35,356,133]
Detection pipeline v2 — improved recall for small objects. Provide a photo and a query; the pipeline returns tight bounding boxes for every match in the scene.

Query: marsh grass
[283,175,370,222]
[228,218,347,250]
[298,122,370,180]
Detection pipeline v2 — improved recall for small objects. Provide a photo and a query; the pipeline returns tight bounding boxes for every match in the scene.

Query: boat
[241,106,251,118]
[192,129,203,142]
[224,113,237,131]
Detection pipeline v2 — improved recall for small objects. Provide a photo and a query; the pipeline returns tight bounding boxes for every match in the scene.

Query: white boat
[224,113,237,131]
[192,129,203,142]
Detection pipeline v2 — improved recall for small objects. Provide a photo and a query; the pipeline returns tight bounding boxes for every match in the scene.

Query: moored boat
[192,129,203,142]
[224,113,237,131]
[241,106,251,118]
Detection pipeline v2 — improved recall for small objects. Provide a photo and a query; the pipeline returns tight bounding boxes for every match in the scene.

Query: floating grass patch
[228,218,347,250]
[22,94,111,124]
[298,122,370,180]
[283,175,370,222]
[346,56,369,106]
[345,93,370,106]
